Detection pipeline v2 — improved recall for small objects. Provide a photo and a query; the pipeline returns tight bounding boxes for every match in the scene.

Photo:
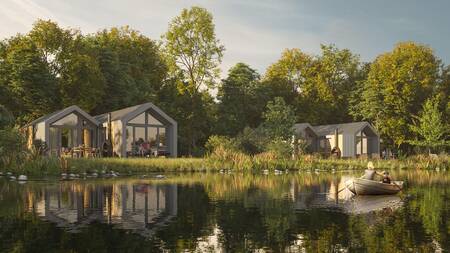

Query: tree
[261,97,296,141]
[409,97,449,153]
[163,6,224,94]
[28,20,106,112]
[263,45,363,125]
[217,63,260,136]
[0,104,14,129]
[163,6,224,155]
[355,42,440,150]
[0,34,60,124]
[86,26,167,114]
[0,20,107,123]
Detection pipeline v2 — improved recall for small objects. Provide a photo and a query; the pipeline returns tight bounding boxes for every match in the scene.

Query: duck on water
[346,162,404,195]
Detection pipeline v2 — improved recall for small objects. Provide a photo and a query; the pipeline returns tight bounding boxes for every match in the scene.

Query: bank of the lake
[2,154,448,178]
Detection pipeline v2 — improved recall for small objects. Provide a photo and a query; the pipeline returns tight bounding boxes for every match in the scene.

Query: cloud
[0,0,449,75]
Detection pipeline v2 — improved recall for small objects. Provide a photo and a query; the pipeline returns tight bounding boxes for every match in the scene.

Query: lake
[0,170,448,252]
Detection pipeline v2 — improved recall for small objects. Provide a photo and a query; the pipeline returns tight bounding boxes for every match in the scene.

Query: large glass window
[148,113,163,125]
[147,127,157,148]
[135,127,145,144]
[126,126,133,152]
[61,129,75,148]
[52,113,78,126]
[49,127,59,153]
[125,110,169,156]
[129,113,146,124]
[159,128,166,148]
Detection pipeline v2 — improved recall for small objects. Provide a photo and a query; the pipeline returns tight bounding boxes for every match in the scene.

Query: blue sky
[1,0,449,75]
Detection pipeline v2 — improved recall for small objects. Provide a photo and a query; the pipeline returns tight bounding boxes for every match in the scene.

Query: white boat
[346,178,403,195]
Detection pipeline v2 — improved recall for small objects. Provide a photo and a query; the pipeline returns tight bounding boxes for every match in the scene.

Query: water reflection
[26,182,177,236]
[0,170,448,252]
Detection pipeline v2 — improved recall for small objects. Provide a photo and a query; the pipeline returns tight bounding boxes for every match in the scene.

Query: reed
[1,152,447,178]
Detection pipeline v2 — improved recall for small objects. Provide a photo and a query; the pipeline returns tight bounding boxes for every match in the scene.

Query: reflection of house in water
[289,179,338,210]
[289,177,356,210]
[28,182,177,236]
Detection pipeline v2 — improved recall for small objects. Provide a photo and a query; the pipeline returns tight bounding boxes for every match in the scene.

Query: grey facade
[26,103,177,158]
[294,121,380,158]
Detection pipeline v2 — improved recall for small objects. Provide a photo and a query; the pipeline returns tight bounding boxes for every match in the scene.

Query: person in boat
[381,171,391,184]
[361,162,384,180]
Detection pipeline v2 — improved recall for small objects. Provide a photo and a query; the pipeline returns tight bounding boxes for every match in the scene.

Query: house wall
[111,120,123,157]
[368,136,380,158]
[167,123,177,157]
[326,134,343,152]
[35,121,46,142]
[342,134,355,158]
[356,136,368,155]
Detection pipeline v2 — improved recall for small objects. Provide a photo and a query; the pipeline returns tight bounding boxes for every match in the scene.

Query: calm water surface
[0,170,448,252]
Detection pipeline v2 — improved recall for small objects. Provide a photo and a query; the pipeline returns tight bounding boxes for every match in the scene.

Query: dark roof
[312,121,377,136]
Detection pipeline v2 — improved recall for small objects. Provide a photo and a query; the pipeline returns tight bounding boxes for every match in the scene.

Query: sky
[1,0,449,76]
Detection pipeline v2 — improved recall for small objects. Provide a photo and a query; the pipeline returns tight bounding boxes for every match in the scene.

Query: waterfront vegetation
[1,153,447,178]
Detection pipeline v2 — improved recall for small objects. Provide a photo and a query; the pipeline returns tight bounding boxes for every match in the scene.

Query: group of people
[362,162,392,184]
[132,138,154,156]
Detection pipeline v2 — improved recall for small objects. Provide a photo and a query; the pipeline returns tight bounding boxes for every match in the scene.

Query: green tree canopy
[0,105,14,129]
[355,42,441,149]
[261,97,296,141]
[263,45,363,124]
[408,97,449,152]
[217,63,261,136]
[85,26,167,114]
[163,6,225,95]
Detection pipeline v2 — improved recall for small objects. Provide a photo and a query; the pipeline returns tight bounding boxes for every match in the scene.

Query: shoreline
[1,155,447,178]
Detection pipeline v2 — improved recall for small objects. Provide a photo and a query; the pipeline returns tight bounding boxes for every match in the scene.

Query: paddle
[336,179,354,193]
[392,181,402,191]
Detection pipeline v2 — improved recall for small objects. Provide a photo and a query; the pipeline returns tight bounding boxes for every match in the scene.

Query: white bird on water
[18,175,28,181]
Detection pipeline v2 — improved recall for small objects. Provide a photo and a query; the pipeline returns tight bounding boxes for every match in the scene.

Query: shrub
[234,127,266,155]
[265,138,292,159]
[0,128,27,169]
[205,135,237,154]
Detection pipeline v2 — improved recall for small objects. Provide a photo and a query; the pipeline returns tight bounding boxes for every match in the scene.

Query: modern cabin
[294,121,380,158]
[94,103,177,158]
[25,103,177,158]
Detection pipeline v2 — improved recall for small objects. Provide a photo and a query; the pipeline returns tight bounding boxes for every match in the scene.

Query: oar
[337,187,346,194]
[336,179,353,193]
[392,181,402,191]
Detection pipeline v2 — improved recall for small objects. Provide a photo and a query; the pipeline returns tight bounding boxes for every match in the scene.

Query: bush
[234,127,266,155]
[205,135,237,154]
[265,139,292,159]
[0,128,27,169]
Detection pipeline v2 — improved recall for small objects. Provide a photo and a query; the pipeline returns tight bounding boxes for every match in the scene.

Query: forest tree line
[0,7,448,156]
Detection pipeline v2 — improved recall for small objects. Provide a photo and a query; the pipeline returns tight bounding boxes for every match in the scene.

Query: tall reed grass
[1,150,447,178]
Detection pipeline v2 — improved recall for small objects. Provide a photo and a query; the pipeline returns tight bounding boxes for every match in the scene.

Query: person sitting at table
[141,141,150,156]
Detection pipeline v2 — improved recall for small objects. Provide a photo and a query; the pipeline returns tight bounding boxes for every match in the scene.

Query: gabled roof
[293,123,318,136]
[312,121,378,136]
[94,102,176,126]
[26,109,65,127]
[27,105,100,126]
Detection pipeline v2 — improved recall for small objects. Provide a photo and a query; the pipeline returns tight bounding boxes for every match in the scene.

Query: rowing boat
[345,178,403,195]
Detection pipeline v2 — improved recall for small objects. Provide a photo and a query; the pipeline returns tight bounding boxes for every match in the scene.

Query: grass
[1,152,448,178]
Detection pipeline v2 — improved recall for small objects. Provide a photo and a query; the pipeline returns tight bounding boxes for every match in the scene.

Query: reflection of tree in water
[153,184,214,252]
